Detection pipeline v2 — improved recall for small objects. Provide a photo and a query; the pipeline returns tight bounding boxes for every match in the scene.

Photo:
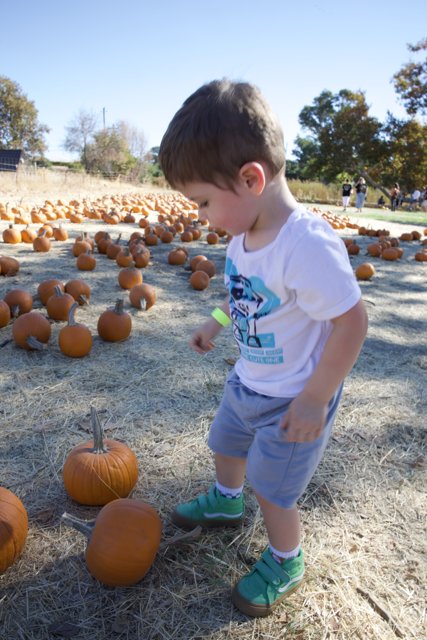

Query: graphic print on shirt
[225,257,283,364]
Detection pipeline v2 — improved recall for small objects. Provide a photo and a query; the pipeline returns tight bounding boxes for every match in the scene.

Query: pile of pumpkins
[1,407,162,586]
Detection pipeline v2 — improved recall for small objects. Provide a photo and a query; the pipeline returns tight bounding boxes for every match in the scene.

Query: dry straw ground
[0,174,426,640]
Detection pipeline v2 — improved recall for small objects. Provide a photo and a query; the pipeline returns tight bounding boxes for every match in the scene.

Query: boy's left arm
[281,298,368,442]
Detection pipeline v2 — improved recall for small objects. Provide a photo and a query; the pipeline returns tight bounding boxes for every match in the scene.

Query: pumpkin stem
[91,406,108,453]
[61,512,96,539]
[114,299,125,315]
[78,294,89,306]
[67,302,79,326]
[54,285,64,297]
[26,336,47,350]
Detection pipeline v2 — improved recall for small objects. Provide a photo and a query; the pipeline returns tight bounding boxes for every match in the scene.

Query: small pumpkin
[0,300,11,328]
[33,231,51,252]
[76,250,97,271]
[106,234,122,259]
[116,248,134,268]
[2,225,21,244]
[61,497,161,586]
[355,263,376,281]
[52,225,68,241]
[190,270,210,290]
[0,256,20,277]
[167,248,187,266]
[37,279,64,305]
[415,251,427,262]
[196,259,216,278]
[12,311,51,350]
[58,303,93,357]
[65,279,91,305]
[46,285,75,321]
[97,299,132,341]
[118,267,143,290]
[3,289,33,317]
[381,247,400,261]
[129,284,156,311]
[206,232,219,245]
[62,406,138,505]
[0,487,28,574]
[21,226,37,244]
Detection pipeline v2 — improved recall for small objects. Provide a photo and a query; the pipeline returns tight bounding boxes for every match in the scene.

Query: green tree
[0,76,49,158]
[380,114,427,191]
[63,109,98,168]
[392,38,427,116]
[295,89,385,183]
[85,126,136,177]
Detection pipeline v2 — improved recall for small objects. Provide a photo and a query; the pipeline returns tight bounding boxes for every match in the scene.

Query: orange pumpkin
[355,263,376,280]
[62,406,138,505]
[37,279,64,306]
[0,300,11,328]
[118,267,143,290]
[46,285,75,321]
[0,256,20,276]
[0,487,28,574]
[190,270,210,290]
[97,299,132,341]
[129,283,156,311]
[64,279,91,305]
[12,311,51,350]
[61,497,161,586]
[3,289,33,317]
[58,303,93,357]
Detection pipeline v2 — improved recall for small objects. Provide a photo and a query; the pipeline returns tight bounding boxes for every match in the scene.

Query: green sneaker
[171,485,245,530]
[232,547,305,617]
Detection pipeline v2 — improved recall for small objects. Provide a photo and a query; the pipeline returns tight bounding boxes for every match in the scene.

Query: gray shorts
[208,370,343,509]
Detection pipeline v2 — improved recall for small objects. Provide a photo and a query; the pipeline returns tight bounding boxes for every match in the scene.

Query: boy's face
[178,165,265,236]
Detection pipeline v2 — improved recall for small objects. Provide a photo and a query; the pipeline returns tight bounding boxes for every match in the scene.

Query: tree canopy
[294,90,385,183]
[392,38,427,116]
[0,76,49,158]
[293,86,426,193]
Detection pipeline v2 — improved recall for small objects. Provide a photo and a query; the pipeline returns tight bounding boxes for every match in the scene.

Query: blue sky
[2,0,426,161]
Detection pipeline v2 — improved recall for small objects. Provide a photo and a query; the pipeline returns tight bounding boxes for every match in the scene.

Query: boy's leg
[171,453,246,529]
[231,495,304,617]
[215,452,246,488]
[255,493,300,551]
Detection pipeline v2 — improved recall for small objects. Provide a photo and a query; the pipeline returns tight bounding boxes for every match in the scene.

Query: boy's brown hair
[159,79,286,190]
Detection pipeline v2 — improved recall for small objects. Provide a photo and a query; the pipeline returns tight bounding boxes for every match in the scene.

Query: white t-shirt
[225,207,361,398]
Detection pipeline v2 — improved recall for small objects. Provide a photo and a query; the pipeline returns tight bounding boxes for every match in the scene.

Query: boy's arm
[281,298,368,442]
[189,296,230,354]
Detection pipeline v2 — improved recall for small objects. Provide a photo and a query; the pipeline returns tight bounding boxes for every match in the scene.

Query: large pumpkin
[0,487,28,574]
[63,406,138,505]
[61,498,162,586]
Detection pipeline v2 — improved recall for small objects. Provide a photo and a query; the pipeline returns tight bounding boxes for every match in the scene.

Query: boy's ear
[238,162,266,195]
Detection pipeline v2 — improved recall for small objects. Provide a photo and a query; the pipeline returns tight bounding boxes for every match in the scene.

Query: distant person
[409,188,421,210]
[421,188,427,212]
[341,180,353,211]
[355,177,368,213]
[377,195,386,208]
[390,183,400,212]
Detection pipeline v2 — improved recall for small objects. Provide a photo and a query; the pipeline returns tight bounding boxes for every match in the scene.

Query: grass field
[0,174,426,640]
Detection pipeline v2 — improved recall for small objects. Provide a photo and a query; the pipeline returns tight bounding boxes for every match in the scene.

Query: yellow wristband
[211,307,231,327]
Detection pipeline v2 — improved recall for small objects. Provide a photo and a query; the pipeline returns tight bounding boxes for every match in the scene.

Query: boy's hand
[189,317,223,354]
[280,392,328,443]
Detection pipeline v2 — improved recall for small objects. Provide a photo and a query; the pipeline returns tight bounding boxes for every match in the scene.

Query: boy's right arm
[190,297,230,354]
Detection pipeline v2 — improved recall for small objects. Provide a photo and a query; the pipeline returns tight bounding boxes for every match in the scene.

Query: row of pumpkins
[343,226,427,281]
[1,407,162,587]
[0,191,199,226]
